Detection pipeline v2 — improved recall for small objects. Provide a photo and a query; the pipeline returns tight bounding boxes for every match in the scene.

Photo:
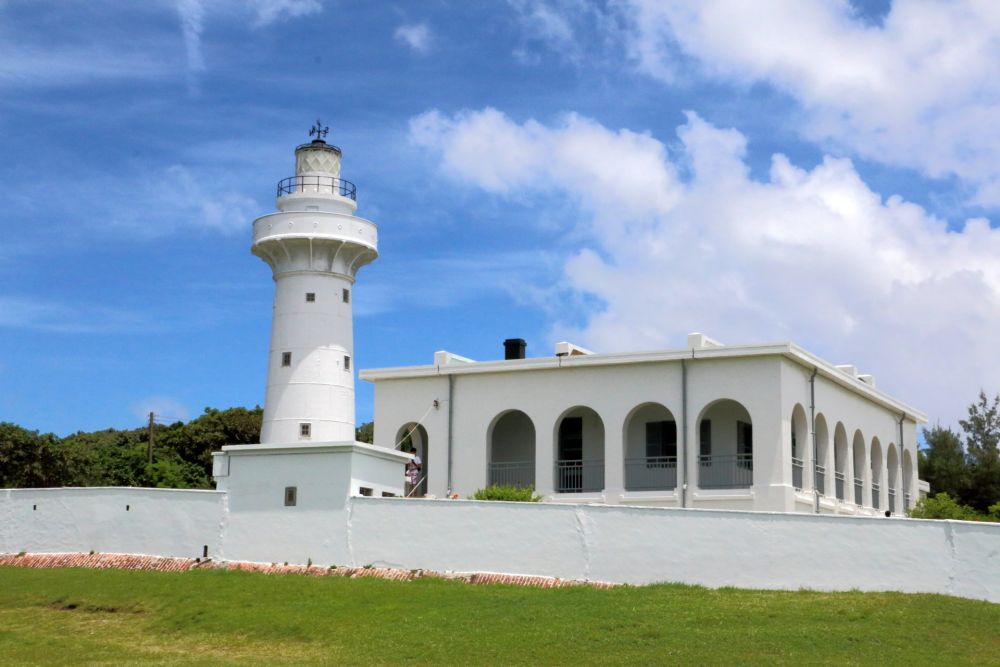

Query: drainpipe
[897,413,905,516]
[446,374,455,497]
[680,358,688,508]
[810,367,819,514]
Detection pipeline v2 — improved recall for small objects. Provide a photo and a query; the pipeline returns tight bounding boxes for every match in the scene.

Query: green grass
[0,567,997,666]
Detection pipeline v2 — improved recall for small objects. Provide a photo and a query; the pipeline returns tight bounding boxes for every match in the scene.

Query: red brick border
[0,553,618,589]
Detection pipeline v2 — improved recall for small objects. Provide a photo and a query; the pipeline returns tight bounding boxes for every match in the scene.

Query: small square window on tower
[300,423,311,438]
[284,486,297,506]
[344,355,351,371]
[281,351,292,367]
[305,292,316,302]
[342,288,350,303]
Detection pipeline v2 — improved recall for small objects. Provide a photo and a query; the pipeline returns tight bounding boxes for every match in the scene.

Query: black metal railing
[699,454,753,489]
[792,457,804,491]
[815,465,826,496]
[835,471,846,501]
[488,461,535,488]
[555,459,604,493]
[854,477,863,506]
[277,175,357,200]
[625,456,677,491]
[872,482,881,510]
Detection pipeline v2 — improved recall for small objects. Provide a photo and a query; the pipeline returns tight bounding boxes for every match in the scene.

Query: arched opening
[887,444,899,514]
[852,431,866,506]
[815,414,829,495]
[396,423,429,497]
[624,403,677,491]
[791,404,808,491]
[554,407,605,493]
[870,438,883,511]
[487,410,536,488]
[902,450,914,512]
[697,399,753,489]
[834,423,848,501]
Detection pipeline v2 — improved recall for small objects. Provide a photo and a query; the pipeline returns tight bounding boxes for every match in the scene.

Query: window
[699,420,712,463]
[791,424,797,456]
[358,486,373,497]
[558,417,583,461]
[281,351,292,367]
[300,423,311,438]
[305,292,315,302]
[737,420,753,469]
[381,491,396,498]
[645,421,677,459]
[342,288,350,303]
[284,486,297,506]
[344,355,351,371]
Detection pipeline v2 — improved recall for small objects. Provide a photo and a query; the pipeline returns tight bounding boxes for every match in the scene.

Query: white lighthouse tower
[252,122,377,445]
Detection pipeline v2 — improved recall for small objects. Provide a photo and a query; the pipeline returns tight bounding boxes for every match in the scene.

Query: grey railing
[792,457,804,491]
[888,489,896,514]
[872,482,881,510]
[835,471,845,501]
[625,456,677,491]
[277,175,357,200]
[488,461,535,488]
[555,459,604,493]
[814,465,826,496]
[904,492,911,512]
[854,477,863,506]
[698,454,753,489]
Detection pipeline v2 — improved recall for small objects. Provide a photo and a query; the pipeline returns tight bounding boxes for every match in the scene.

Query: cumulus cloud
[615,0,1000,206]
[394,23,432,53]
[411,107,1000,425]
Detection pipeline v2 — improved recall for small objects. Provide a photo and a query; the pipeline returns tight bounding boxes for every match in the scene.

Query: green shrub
[988,501,1000,521]
[472,484,542,502]
[907,492,996,521]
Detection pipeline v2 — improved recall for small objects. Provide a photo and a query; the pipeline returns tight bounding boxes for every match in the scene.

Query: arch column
[534,411,555,497]
[603,411,625,503]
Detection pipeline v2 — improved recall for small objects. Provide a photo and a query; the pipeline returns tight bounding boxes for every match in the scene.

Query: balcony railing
[555,459,604,493]
[488,461,534,488]
[835,471,846,501]
[904,492,911,512]
[872,482,881,510]
[277,175,357,200]
[888,489,896,514]
[699,454,753,489]
[792,457,804,491]
[814,465,826,496]
[625,456,677,491]
[854,477,863,506]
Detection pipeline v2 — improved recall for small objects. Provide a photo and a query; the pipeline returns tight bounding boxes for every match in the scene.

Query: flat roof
[360,341,927,423]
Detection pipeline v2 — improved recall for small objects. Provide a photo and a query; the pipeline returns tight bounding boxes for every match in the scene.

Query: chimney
[504,338,526,360]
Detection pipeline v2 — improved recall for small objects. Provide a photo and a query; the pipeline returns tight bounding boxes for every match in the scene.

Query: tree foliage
[0,406,262,490]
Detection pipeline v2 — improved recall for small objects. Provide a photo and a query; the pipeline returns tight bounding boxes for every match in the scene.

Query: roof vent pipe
[504,338,526,360]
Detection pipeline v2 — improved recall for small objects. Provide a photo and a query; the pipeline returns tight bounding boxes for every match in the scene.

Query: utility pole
[147,411,155,464]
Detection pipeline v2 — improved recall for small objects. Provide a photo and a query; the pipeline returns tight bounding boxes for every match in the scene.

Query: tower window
[281,352,292,367]
[344,355,351,371]
[305,292,315,302]
[342,288,350,303]
[300,423,311,438]
[284,486,297,506]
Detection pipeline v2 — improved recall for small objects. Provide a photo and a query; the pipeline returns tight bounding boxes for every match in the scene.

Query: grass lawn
[0,567,997,666]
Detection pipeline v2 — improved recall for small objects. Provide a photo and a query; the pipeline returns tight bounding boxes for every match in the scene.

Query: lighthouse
[252,122,378,445]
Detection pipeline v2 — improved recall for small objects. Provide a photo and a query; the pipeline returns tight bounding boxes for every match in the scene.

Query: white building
[361,333,927,515]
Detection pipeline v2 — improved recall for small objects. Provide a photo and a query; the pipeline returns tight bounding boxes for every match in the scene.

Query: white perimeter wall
[0,488,224,560]
[3,488,998,604]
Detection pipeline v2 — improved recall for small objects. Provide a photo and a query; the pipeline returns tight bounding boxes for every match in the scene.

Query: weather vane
[309,119,329,141]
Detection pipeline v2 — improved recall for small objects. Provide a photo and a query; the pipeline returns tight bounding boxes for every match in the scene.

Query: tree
[356,421,374,444]
[959,391,1000,511]
[907,492,990,521]
[920,425,968,499]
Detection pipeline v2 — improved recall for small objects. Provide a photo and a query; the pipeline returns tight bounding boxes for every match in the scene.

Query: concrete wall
[2,488,998,604]
[0,487,223,559]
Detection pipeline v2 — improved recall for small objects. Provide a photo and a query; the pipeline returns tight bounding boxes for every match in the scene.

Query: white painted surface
[0,487,223,559]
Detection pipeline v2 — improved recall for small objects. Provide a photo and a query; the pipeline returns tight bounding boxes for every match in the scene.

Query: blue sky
[1,0,998,436]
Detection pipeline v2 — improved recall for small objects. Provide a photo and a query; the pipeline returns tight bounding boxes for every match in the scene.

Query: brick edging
[0,553,619,589]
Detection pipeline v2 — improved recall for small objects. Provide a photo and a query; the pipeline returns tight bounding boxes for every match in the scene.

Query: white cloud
[411,107,1000,426]
[394,23,432,53]
[0,297,150,334]
[131,396,190,423]
[615,0,1000,206]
